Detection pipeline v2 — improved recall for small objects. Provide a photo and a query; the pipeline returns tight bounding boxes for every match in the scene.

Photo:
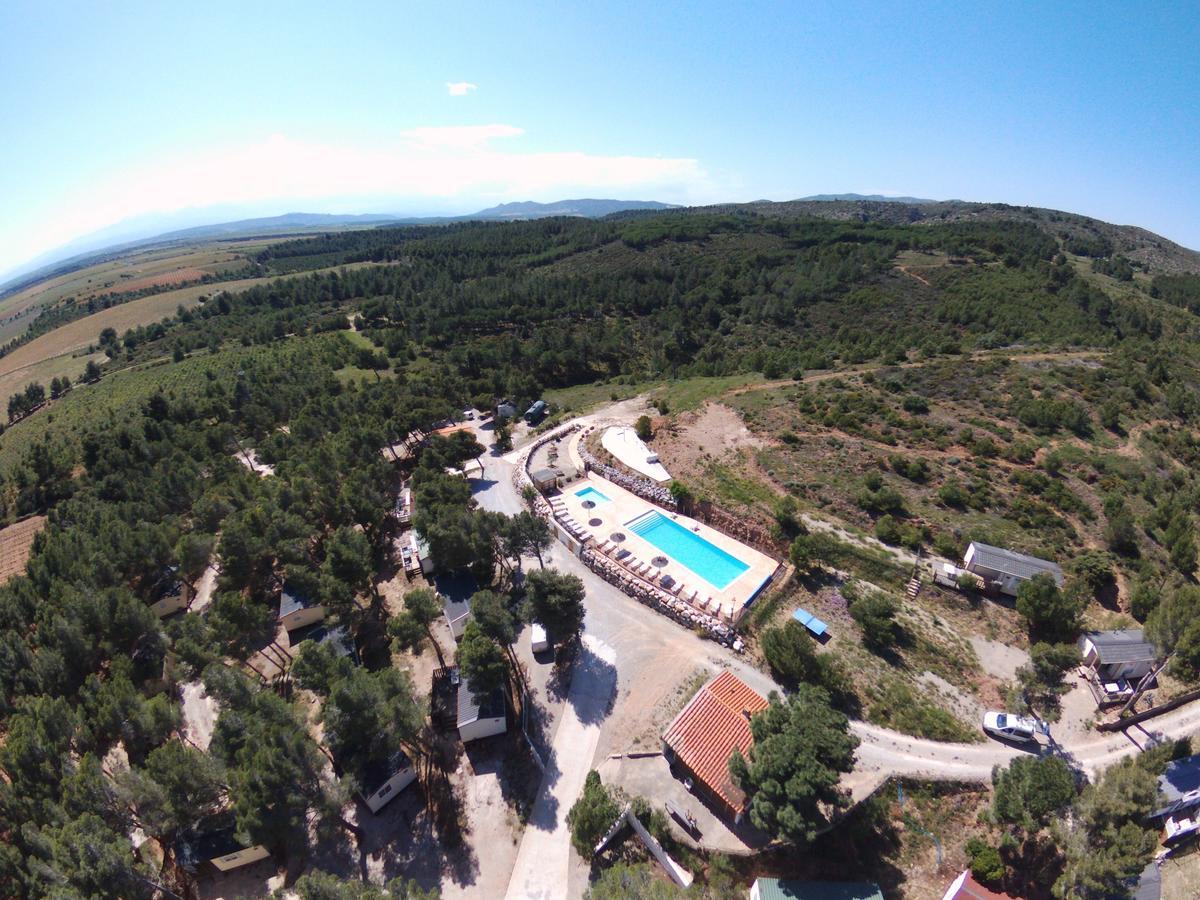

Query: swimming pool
[627,511,749,589]
[575,486,612,504]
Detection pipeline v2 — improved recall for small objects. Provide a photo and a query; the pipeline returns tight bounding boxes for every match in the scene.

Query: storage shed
[530,467,560,493]
[443,596,471,640]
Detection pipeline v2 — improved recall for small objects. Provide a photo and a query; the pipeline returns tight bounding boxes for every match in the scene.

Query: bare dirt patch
[969,636,1028,682]
[652,401,771,490]
[0,515,46,584]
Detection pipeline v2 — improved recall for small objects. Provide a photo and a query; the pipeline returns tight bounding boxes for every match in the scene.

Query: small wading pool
[627,510,750,589]
[574,486,612,505]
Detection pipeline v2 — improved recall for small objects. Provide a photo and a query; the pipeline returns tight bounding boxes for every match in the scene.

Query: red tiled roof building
[661,670,769,819]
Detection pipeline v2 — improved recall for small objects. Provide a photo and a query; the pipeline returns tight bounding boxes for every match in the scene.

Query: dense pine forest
[2,207,1200,895]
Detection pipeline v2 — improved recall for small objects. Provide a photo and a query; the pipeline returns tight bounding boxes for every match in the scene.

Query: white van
[530,623,549,654]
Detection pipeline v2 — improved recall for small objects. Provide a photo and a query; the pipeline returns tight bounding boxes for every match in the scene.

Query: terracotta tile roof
[943,871,1011,900]
[662,671,769,813]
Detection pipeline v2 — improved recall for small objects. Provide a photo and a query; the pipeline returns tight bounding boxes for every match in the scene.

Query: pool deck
[553,473,778,622]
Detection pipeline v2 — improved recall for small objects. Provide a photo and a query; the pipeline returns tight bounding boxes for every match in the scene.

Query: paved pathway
[504,635,617,900]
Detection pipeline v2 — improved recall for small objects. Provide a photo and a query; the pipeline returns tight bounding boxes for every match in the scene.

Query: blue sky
[0,1,1197,276]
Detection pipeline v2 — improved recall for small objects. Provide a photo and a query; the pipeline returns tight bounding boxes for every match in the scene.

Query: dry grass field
[0,348,108,407]
[0,243,258,343]
[0,260,386,403]
[0,516,46,583]
[0,278,245,395]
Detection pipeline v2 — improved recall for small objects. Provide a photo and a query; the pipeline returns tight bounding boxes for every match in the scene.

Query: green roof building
[750,879,885,900]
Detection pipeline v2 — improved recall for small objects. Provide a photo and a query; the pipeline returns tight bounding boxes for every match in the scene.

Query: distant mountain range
[471,199,678,219]
[798,192,943,204]
[0,199,683,293]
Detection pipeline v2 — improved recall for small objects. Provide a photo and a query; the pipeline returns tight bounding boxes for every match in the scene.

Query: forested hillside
[2,207,1200,894]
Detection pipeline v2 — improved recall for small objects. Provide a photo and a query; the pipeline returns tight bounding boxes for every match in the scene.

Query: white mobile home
[357,751,417,814]
[457,677,507,743]
[1078,629,1159,682]
[962,542,1063,597]
[175,822,270,873]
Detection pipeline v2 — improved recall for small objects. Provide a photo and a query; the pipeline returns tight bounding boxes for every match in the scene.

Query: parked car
[982,711,1039,743]
[530,623,549,654]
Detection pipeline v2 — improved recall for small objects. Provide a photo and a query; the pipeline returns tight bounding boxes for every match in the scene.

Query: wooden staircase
[906,573,922,599]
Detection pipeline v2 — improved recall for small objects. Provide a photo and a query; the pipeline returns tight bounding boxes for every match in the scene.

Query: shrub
[867,681,976,742]
[1130,578,1159,622]
[902,395,929,414]
[888,454,929,482]
[849,593,899,650]
[1016,573,1082,640]
[760,620,849,701]
[634,415,653,441]
[566,771,620,855]
[858,485,905,515]
[938,479,969,509]
[874,515,901,545]
[773,496,804,539]
[966,838,1006,883]
[933,532,961,559]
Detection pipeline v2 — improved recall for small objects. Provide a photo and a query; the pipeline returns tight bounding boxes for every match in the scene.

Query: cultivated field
[0,348,108,410]
[0,279,230,396]
[0,516,46,583]
[0,263,359,400]
[0,244,253,343]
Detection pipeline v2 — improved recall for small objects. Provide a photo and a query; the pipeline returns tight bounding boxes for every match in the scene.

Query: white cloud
[0,128,711,275]
[446,81,477,96]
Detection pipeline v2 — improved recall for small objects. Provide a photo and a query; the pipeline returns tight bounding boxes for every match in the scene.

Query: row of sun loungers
[588,539,725,618]
[552,508,592,544]
[579,545,736,643]
[544,495,732,631]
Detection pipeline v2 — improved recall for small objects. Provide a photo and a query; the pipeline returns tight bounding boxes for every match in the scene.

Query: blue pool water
[575,486,612,504]
[627,511,750,589]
